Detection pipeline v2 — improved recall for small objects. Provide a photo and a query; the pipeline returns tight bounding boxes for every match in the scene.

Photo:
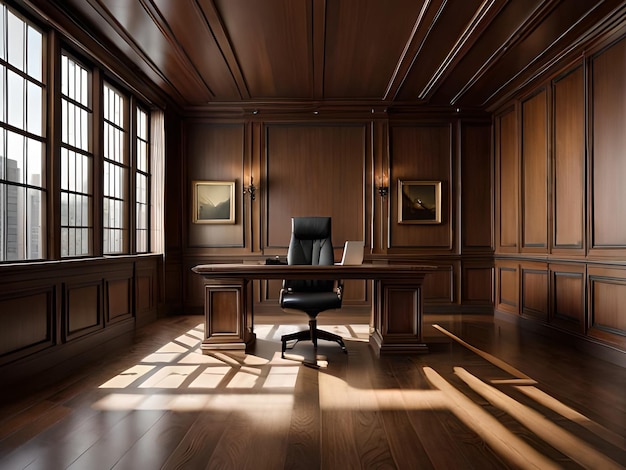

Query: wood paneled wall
[494,31,626,356]
[0,255,161,385]
[175,116,493,315]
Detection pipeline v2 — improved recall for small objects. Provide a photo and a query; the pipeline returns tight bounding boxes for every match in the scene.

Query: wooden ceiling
[30,0,626,112]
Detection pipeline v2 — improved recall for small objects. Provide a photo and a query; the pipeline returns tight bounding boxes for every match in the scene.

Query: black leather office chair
[280,217,347,358]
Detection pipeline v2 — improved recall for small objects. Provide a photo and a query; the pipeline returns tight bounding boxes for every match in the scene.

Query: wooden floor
[0,312,624,469]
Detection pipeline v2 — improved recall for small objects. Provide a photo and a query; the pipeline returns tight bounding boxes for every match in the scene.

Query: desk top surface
[192,262,436,280]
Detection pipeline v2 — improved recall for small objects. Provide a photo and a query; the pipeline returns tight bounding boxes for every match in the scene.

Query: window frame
[102,80,130,255]
[59,49,94,258]
[0,1,156,264]
[0,3,47,262]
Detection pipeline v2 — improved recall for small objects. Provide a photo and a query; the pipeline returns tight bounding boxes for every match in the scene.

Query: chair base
[281,319,347,358]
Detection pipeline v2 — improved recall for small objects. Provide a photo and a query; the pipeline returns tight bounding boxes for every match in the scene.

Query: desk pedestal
[202,279,255,352]
[370,279,428,355]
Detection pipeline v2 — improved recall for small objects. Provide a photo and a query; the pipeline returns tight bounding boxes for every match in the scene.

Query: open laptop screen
[340,240,364,265]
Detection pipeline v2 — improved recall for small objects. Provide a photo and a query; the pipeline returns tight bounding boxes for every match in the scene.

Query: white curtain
[150,109,165,255]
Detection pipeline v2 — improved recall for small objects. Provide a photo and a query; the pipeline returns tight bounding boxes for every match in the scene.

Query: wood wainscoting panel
[587,266,626,349]
[495,261,518,314]
[422,263,455,304]
[552,65,584,252]
[591,36,626,252]
[106,278,132,324]
[0,289,54,364]
[550,263,585,334]
[185,261,209,311]
[521,263,548,321]
[389,124,453,250]
[495,108,518,252]
[136,273,154,325]
[165,260,182,311]
[65,282,102,340]
[461,263,493,305]
[521,90,548,252]
[461,123,493,251]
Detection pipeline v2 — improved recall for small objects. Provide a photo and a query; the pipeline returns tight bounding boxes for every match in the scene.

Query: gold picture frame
[398,180,442,224]
[192,181,235,224]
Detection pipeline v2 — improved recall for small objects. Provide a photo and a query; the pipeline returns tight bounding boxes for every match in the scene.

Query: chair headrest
[292,217,331,240]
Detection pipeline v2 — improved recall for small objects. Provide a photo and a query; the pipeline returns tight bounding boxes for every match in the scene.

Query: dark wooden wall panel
[389,125,452,249]
[495,109,518,251]
[135,258,157,326]
[107,279,132,324]
[588,266,626,349]
[422,265,455,304]
[521,264,548,321]
[65,282,102,341]
[496,261,518,314]
[0,290,53,359]
[462,264,493,305]
[461,123,492,251]
[521,90,548,251]
[178,114,492,316]
[553,67,585,251]
[165,262,183,314]
[265,124,367,248]
[591,37,626,250]
[186,123,246,247]
[550,264,585,334]
[493,31,626,358]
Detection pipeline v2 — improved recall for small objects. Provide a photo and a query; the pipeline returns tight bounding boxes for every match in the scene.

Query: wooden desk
[192,263,435,356]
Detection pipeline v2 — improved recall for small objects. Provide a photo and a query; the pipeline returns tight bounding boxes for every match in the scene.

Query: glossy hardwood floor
[0,311,624,469]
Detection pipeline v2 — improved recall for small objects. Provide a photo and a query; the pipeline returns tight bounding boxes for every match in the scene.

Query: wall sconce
[243,176,256,201]
[377,174,389,197]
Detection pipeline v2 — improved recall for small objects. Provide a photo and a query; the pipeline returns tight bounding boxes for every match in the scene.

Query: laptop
[340,240,364,265]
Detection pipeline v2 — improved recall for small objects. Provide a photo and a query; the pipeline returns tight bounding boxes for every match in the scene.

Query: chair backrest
[285,217,334,292]
[288,217,334,266]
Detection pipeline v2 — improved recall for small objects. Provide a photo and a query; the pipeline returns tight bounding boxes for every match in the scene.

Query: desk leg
[370,278,429,355]
[201,278,255,353]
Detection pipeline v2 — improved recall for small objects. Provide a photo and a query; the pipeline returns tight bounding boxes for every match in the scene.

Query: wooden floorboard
[0,312,624,469]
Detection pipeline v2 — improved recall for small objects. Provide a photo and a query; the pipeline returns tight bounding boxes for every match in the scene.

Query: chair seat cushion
[280,290,342,312]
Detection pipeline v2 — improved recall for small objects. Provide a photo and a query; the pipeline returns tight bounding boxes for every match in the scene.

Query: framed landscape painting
[192,181,235,224]
[398,180,442,224]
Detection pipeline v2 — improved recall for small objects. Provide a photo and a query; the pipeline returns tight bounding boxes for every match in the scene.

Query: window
[60,53,92,257]
[0,1,160,263]
[103,83,128,254]
[135,106,149,253]
[0,5,45,261]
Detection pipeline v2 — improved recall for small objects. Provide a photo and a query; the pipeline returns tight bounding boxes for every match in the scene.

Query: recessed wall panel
[67,284,101,337]
[462,265,493,304]
[496,262,518,314]
[588,267,626,349]
[461,124,493,250]
[389,125,452,249]
[553,67,584,250]
[591,37,626,248]
[266,125,366,248]
[551,265,585,333]
[0,291,52,357]
[521,266,548,321]
[521,91,548,250]
[186,123,245,247]
[496,109,518,251]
